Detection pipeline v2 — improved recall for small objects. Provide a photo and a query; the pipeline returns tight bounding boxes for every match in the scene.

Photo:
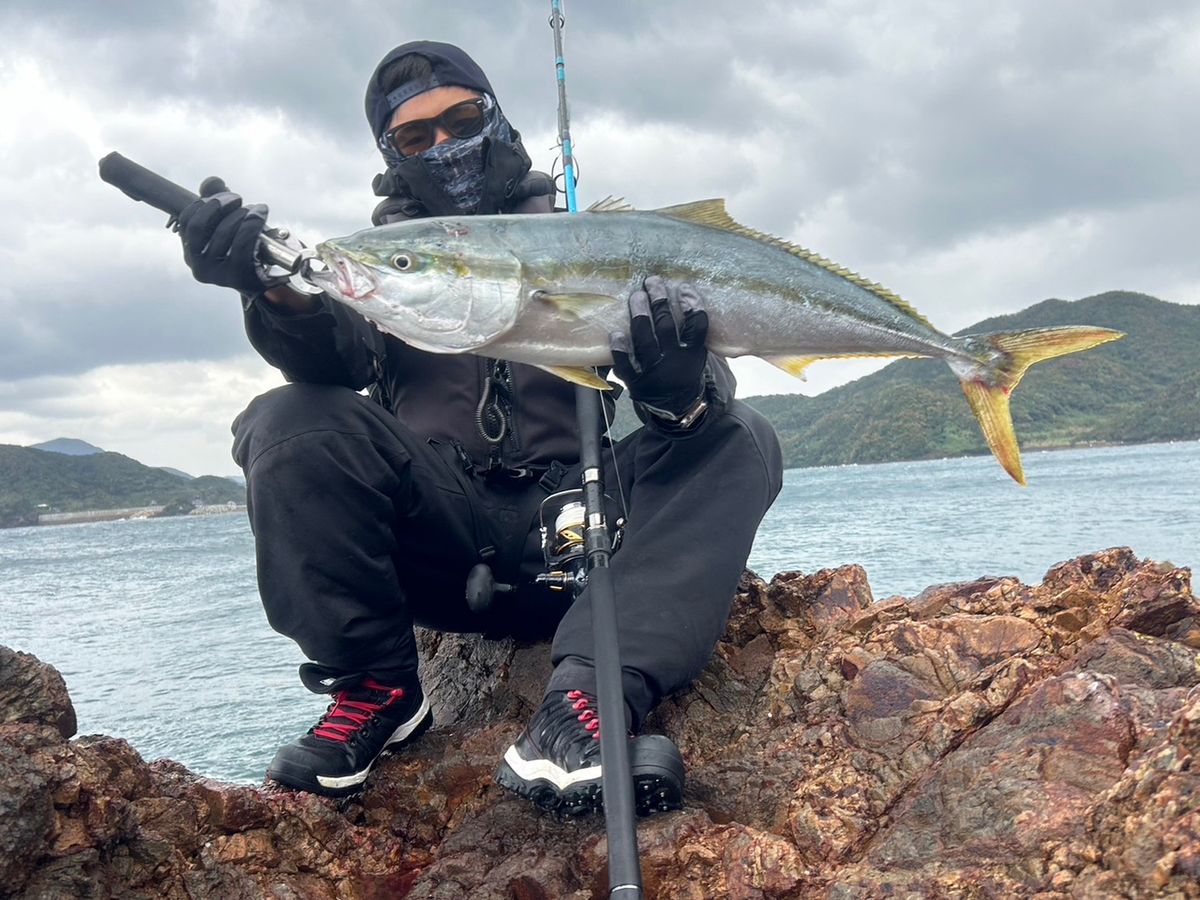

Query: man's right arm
[263,283,321,315]
[243,286,382,389]
[176,190,382,390]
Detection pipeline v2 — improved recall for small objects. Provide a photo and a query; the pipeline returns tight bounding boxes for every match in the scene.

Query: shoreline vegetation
[3,291,1197,529]
[801,435,1195,468]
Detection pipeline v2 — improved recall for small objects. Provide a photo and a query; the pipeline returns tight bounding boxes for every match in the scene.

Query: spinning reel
[534,489,624,593]
[464,489,625,613]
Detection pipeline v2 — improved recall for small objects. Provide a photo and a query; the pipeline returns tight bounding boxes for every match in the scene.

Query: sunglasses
[382,97,489,158]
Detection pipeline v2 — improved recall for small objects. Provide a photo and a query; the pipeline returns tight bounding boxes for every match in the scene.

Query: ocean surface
[2,441,1197,783]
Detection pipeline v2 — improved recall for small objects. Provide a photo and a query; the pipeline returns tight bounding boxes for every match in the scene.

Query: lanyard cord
[476,358,512,446]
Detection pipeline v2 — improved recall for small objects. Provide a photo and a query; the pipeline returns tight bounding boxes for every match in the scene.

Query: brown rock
[0,645,76,739]
[1061,687,1200,898]
[1073,627,1200,691]
[0,547,1197,898]
[768,565,874,633]
[415,630,552,729]
[863,673,1135,877]
[0,740,54,894]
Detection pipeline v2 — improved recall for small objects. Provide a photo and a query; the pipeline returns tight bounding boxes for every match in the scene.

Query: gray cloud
[1,0,1198,472]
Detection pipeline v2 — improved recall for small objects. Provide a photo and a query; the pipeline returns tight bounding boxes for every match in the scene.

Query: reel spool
[465,489,624,613]
[534,489,624,594]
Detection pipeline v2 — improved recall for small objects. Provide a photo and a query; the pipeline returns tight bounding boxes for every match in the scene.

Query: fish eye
[391,252,417,272]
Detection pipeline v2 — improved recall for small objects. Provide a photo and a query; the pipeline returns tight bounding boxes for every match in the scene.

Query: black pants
[231,384,782,728]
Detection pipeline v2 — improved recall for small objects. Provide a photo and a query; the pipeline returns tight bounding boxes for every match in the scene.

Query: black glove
[610,275,710,427]
[176,185,271,294]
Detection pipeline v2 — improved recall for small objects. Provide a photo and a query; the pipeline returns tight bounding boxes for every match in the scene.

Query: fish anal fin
[764,351,926,381]
[764,355,820,381]
[536,365,612,390]
[533,291,611,320]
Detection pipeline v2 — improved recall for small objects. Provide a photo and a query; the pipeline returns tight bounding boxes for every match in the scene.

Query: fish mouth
[312,247,377,301]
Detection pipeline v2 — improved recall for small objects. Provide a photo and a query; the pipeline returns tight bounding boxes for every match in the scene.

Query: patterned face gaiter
[416,100,515,212]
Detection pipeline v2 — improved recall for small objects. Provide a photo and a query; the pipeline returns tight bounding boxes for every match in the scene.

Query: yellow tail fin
[958,326,1123,485]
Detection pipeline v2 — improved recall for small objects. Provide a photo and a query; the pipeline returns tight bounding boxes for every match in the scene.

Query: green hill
[0,446,245,528]
[741,291,1198,469]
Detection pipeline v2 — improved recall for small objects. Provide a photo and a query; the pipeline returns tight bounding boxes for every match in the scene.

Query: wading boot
[495,689,685,816]
[267,677,432,797]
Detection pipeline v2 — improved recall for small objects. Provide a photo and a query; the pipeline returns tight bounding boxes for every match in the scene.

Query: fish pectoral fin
[535,365,613,390]
[763,355,820,381]
[533,290,612,320]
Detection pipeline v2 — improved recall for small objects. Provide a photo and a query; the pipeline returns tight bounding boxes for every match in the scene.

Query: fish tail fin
[957,326,1123,485]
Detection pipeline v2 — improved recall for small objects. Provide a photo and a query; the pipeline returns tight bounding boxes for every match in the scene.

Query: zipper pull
[449,440,475,473]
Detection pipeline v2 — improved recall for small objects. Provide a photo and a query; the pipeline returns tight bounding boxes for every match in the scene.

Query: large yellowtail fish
[311,198,1122,484]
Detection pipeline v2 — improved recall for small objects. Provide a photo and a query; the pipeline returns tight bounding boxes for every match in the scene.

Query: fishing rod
[549,3,645,896]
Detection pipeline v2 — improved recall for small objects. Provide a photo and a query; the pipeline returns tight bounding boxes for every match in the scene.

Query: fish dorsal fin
[586,196,635,213]
[654,199,935,330]
[654,199,735,229]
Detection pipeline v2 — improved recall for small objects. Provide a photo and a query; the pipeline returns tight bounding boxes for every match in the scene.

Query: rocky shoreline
[2,547,1197,898]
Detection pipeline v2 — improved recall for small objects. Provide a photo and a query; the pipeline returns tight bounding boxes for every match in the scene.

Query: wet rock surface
[1,547,1197,898]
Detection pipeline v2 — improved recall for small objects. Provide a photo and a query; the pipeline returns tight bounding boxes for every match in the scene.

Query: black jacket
[242,176,736,474]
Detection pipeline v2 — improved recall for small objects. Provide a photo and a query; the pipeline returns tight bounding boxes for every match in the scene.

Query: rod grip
[97,152,199,216]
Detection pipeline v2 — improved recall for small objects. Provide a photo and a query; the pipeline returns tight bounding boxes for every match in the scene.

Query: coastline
[12,438,1196,528]
[29,504,247,528]
[782,434,1199,473]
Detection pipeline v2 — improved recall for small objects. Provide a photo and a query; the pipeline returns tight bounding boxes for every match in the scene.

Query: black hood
[364,41,496,143]
[364,40,547,219]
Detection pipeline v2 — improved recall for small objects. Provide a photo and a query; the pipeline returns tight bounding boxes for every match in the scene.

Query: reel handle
[465,563,516,614]
[98,152,199,216]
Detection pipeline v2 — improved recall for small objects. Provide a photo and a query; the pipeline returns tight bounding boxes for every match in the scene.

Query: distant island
[611,290,1197,467]
[27,438,107,456]
[0,443,245,529]
[744,291,1198,469]
[3,291,1194,529]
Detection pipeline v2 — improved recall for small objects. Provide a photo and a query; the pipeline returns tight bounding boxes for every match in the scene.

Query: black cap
[364,41,495,142]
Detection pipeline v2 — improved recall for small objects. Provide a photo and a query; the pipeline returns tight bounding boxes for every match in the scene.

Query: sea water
[1,441,1196,783]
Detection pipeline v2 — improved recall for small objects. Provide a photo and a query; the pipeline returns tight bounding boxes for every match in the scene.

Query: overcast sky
[1,0,1197,476]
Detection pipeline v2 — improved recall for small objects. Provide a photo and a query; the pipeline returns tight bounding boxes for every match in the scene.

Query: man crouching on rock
[174,40,782,814]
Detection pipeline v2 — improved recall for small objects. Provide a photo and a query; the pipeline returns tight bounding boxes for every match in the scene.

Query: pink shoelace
[567,689,601,741]
[313,678,405,743]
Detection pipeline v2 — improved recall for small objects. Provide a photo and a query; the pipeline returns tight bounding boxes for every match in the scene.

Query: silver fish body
[312,200,1122,483]
[314,205,961,366]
